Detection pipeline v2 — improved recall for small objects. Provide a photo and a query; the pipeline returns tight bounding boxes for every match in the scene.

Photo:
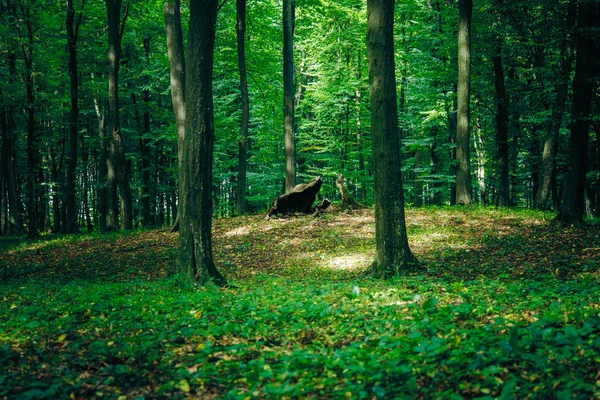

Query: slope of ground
[1,207,599,399]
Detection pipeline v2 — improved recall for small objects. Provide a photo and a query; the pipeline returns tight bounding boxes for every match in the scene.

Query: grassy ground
[1,206,599,399]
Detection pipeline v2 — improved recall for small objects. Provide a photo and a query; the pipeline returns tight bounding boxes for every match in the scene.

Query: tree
[283,0,296,192]
[455,0,472,205]
[105,0,132,230]
[364,0,418,278]
[65,0,84,233]
[236,0,249,214]
[164,0,186,231]
[534,0,575,211]
[492,35,510,207]
[176,0,226,286]
[0,50,20,236]
[557,0,598,225]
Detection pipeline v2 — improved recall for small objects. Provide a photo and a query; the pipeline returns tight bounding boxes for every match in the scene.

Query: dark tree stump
[268,176,325,217]
[336,174,360,209]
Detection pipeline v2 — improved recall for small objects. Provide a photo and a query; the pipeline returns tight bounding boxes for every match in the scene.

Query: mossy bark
[365,0,418,278]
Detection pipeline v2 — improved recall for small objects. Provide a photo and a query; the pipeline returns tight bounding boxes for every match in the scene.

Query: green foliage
[1,207,599,397]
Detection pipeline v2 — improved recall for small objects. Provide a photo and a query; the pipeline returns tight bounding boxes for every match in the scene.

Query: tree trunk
[1,53,20,235]
[364,0,418,278]
[176,0,226,286]
[236,0,249,215]
[64,0,81,233]
[535,0,575,210]
[105,0,132,230]
[137,37,154,228]
[455,0,473,205]
[283,0,296,192]
[164,0,186,230]
[447,84,457,205]
[22,6,39,238]
[94,96,109,233]
[81,134,93,233]
[336,174,360,209]
[558,0,597,224]
[492,36,510,207]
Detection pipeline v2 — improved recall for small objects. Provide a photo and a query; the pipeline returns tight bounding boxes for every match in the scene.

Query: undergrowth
[1,206,599,399]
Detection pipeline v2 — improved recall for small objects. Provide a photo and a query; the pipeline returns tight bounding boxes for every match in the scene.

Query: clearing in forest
[1,207,599,398]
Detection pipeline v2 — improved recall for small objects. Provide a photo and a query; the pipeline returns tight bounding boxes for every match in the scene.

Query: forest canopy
[0,0,598,234]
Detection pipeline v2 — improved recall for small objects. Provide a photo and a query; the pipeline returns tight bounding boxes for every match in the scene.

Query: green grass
[1,207,599,398]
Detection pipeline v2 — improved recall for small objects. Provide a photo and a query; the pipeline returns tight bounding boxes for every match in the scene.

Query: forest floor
[1,206,599,398]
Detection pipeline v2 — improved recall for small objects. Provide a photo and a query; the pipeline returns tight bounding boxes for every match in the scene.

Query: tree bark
[81,134,93,233]
[1,53,20,235]
[455,0,473,205]
[336,174,360,209]
[138,37,154,228]
[21,3,39,238]
[283,0,296,192]
[93,96,109,232]
[534,0,575,210]
[236,0,249,215]
[164,0,186,231]
[364,0,418,278]
[64,0,82,233]
[105,0,132,230]
[176,0,226,286]
[558,0,597,224]
[492,36,510,207]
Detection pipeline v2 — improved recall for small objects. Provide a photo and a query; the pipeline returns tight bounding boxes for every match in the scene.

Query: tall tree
[492,36,510,207]
[0,52,20,236]
[236,0,249,214]
[138,36,154,228]
[105,0,133,230]
[557,0,598,224]
[455,0,472,205]
[364,0,418,278]
[176,0,226,286]
[283,0,296,192]
[534,0,575,210]
[164,0,186,231]
[64,0,84,233]
[18,1,41,238]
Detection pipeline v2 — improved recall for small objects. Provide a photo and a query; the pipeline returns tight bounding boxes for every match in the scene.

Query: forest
[1,0,600,398]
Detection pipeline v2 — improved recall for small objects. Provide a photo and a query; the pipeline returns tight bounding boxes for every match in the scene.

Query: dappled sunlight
[318,253,371,271]
[224,226,250,237]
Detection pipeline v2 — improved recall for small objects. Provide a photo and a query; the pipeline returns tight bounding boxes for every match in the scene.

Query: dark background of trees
[1,0,598,238]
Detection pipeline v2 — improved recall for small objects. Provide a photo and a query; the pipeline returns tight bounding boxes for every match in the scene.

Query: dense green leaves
[1,207,599,397]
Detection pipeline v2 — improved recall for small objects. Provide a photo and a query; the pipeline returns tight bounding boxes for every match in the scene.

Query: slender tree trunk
[94,96,109,232]
[81,134,93,232]
[64,0,82,233]
[136,37,154,228]
[492,37,510,207]
[236,0,249,214]
[283,0,296,192]
[164,0,186,232]
[355,49,367,204]
[455,0,473,205]
[105,0,132,230]
[558,0,597,224]
[446,84,457,205]
[364,0,418,278]
[22,5,39,238]
[1,54,20,235]
[176,0,226,286]
[535,0,575,210]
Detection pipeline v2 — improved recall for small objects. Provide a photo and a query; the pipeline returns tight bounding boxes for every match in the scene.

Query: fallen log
[268,176,329,217]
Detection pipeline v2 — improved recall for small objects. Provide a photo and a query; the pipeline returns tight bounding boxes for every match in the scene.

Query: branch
[217,0,229,12]
[119,0,130,42]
